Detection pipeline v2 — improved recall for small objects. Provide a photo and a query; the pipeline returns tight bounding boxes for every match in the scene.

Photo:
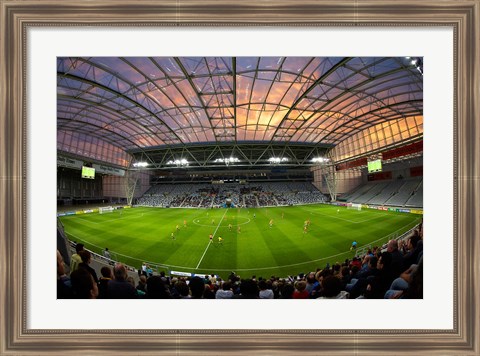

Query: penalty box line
[195,208,229,269]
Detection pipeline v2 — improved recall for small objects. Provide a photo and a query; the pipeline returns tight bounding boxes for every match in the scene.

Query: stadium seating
[136,182,328,208]
[341,178,423,208]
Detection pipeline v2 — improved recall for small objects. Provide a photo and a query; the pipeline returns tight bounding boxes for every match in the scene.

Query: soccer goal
[99,206,115,214]
[347,203,362,211]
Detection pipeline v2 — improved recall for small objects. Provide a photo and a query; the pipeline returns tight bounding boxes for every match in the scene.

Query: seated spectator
[293,280,309,299]
[215,282,234,299]
[98,266,113,299]
[402,258,423,299]
[203,285,216,299]
[349,256,362,270]
[258,279,274,299]
[146,275,172,299]
[403,233,423,270]
[70,267,98,299]
[233,279,259,299]
[364,252,394,299]
[189,276,206,299]
[107,263,138,299]
[280,282,295,299]
[136,275,147,293]
[174,280,191,299]
[159,271,170,285]
[340,266,351,288]
[384,258,423,299]
[57,250,72,299]
[387,239,404,278]
[78,250,99,285]
[317,275,349,299]
[127,276,145,298]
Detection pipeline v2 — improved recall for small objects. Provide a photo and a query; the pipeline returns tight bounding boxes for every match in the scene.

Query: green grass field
[59,204,421,279]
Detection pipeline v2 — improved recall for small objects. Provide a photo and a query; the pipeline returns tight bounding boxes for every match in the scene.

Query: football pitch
[59,204,421,279]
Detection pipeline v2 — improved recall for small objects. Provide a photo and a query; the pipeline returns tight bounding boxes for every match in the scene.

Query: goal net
[99,206,115,214]
[347,203,362,211]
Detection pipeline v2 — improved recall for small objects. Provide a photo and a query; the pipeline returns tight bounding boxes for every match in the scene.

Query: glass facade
[57,130,131,167]
[331,115,423,161]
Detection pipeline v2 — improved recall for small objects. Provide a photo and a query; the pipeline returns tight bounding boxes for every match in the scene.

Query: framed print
[1,0,479,354]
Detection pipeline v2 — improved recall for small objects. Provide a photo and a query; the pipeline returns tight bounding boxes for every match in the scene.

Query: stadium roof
[57,57,423,170]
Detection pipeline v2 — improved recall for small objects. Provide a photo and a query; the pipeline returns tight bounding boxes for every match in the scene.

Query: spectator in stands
[403,232,423,270]
[293,280,309,299]
[305,272,317,296]
[280,282,295,299]
[70,243,84,272]
[258,279,274,299]
[385,258,423,299]
[145,276,172,299]
[200,278,215,299]
[189,276,206,299]
[78,250,99,285]
[317,275,349,299]
[349,256,362,270]
[98,266,113,299]
[146,265,153,277]
[215,282,234,299]
[127,276,145,298]
[159,271,170,285]
[402,258,423,299]
[310,270,331,299]
[57,250,72,299]
[174,280,191,299]
[233,279,259,299]
[387,239,404,278]
[107,263,137,299]
[340,266,351,287]
[364,252,394,299]
[70,268,98,299]
[346,256,378,298]
[385,261,419,298]
[136,275,147,294]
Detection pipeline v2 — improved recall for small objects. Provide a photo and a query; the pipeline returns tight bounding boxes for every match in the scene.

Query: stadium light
[133,162,149,167]
[268,157,289,163]
[167,159,189,167]
[214,157,239,164]
[311,157,330,163]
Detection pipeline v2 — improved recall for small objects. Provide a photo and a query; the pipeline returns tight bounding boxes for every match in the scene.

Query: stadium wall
[311,165,363,195]
[57,167,103,199]
[103,171,151,198]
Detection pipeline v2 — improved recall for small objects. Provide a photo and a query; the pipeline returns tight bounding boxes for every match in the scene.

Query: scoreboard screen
[367,159,382,173]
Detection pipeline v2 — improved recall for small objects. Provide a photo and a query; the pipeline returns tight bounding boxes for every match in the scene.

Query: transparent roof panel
[57,56,423,152]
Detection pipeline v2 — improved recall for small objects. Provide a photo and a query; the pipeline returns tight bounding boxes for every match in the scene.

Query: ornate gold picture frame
[1,0,479,354]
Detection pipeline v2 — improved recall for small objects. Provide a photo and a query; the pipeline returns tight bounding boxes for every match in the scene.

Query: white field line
[195,208,228,269]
